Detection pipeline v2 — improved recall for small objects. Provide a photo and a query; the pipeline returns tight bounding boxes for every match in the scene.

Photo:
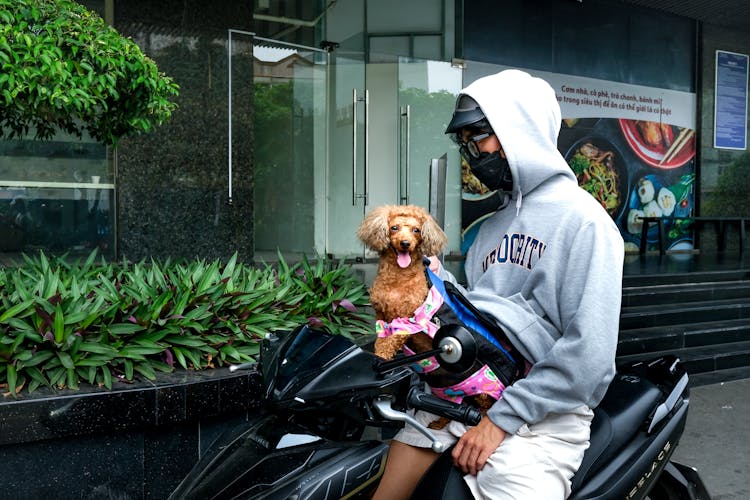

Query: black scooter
[169,324,710,499]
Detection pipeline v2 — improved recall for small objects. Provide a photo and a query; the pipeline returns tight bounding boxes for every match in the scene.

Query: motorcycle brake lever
[373,397,445,453]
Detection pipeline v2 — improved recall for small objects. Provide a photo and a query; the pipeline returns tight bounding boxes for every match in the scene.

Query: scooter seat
[412,373,663,498]
[570,372,663,491]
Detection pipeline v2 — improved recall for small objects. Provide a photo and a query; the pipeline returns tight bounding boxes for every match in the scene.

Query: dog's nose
[400,240,411,250]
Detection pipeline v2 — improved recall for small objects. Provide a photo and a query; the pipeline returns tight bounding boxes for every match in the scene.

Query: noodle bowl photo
[564,136,629,221]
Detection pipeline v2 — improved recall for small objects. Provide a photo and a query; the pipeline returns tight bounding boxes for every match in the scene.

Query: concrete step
[617,339,750,378]
[617,318,750,356]
[619,297,750,330]
[618,267,750,384]
[623,269,750,288]
[686,365,750,387]
[622,281,750,307]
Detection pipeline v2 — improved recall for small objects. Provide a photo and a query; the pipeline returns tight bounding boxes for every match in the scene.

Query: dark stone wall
[113,0,254,262]
[698,23,750,252]
[463,0,696,92]
[0,368,262,499]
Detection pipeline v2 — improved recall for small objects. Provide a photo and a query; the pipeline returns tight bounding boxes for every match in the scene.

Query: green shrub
[702,153,750,216]
[0,0,179,145]
[0,251,374,396]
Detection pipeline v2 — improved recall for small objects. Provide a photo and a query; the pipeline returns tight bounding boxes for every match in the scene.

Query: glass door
[251,37,328,260]
[326,49,370,258]
[397,57,463,255]
[324,53,465,259]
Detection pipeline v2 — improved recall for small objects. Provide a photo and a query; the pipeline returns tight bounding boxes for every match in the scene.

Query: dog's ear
[420,212,448,256]
[357,205,391,251]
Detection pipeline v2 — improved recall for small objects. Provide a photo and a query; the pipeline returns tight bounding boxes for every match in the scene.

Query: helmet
[445,94,490,134]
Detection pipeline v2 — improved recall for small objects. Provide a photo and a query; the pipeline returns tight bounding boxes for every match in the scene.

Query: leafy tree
[702,153,750,216]
[0,0,179,145]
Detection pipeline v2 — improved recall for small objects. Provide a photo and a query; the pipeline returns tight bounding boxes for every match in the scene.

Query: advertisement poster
[461,64,697,254]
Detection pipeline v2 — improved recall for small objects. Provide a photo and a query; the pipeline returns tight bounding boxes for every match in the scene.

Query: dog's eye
[413,228,421,234]
[390,225,399,232]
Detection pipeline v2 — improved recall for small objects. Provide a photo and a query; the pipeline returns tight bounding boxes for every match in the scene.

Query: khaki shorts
[393,405,594,499]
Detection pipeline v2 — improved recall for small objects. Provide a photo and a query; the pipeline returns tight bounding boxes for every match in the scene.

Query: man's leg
[372,441,440,500]
[372,410,459,500]
[466,406,594,500]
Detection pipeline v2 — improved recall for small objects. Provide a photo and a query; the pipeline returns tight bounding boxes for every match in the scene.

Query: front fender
[170,413,388,500]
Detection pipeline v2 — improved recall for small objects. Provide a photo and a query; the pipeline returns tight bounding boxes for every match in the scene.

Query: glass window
[0,131,114,257]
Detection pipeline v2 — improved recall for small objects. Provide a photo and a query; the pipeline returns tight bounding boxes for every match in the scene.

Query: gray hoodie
[438,70,624,434]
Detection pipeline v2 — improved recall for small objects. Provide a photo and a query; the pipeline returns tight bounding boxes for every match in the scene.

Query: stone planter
[0,367,263,499]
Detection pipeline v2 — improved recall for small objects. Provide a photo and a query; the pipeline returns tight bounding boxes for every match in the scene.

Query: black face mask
[468,151,513,192]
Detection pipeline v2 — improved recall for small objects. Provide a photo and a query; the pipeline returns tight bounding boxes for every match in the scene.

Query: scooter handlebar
[407,388,483,426]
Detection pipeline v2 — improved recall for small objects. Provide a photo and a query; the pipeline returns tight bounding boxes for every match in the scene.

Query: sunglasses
[452,132,493,159]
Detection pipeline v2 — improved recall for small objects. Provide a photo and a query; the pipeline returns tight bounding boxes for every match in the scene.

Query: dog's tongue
[397,251,412,268]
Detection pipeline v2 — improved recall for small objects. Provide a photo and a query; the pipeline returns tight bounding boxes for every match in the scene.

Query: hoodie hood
[461,70,576,205]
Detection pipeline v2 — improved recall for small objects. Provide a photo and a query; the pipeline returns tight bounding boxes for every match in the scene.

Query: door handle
[400,105,411,204]
[352,88,358,206]
[352,89,370,206]
[364,88,369,206]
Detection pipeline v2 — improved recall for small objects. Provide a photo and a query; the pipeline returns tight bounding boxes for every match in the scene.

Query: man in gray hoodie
[372,69,624,499]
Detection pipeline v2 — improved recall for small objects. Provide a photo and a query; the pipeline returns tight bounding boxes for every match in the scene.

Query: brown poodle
[358,205,496,428]
[357,204,447,361]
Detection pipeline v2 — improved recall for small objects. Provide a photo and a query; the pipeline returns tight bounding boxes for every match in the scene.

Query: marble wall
[113,0,255,262]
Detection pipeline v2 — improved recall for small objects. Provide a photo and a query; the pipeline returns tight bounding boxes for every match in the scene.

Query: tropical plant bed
[0,251,374,398]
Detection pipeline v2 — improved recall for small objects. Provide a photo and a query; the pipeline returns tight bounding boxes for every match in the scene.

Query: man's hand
[452,417,507,475]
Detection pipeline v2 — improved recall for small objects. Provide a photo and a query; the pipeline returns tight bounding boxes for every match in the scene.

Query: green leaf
[21,350,55,368]
[134,362,156,380]
[219,344,241,360]
[67,368,79,390]
[53,303,65,343]
[63,309,93,325]
[182,348,202,369]
[57,351,75,369]
[0,299,35,322]
[108,323,145,335]
[150,290,173,321]
[118,345,163,358]
[77,342,118,356]
[163,336,205,347]
[221,252,238,281]
[12,349,34,362]
[25,366,50,391]
[172,347,188,369]
[75,355,114,367]
[101,366,112,390]
[6,364,17,397]
[82,366,96,384]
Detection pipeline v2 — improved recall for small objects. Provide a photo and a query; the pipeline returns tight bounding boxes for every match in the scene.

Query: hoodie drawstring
[516,189,523,216]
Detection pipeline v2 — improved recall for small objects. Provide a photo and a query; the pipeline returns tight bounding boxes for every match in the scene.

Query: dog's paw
[374,336,407,361]
[427,416,451,430]
[474,393,495,412]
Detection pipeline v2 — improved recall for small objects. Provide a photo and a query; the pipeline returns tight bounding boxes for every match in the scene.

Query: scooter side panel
[253,441,388,500]
[569,401,688,500]
[169,409,388,500]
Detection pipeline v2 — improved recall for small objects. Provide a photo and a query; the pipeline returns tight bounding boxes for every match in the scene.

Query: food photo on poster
[458,64,697,255]
[560,117,696,254]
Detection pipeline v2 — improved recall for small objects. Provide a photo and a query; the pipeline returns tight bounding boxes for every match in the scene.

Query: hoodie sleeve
[481,220,624,434]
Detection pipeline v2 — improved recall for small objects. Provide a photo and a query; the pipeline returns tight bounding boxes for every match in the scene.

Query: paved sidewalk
[671,378,750,499]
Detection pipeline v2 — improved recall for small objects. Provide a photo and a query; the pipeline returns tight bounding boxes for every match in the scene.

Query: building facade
[2,0,749,262]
